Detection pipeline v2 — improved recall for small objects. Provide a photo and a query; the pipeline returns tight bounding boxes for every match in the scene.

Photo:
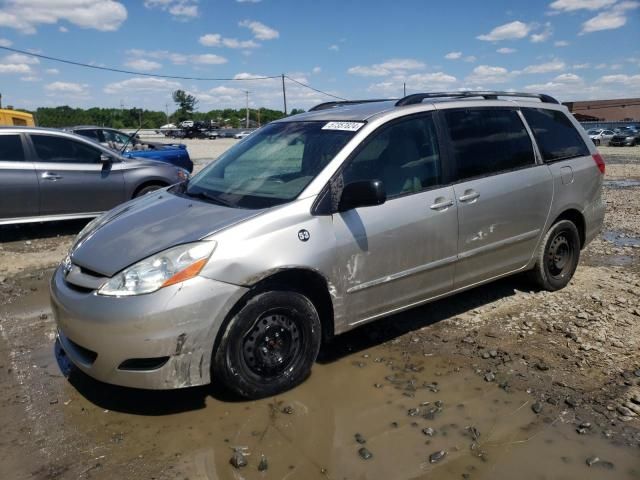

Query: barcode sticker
[322,121,365,132]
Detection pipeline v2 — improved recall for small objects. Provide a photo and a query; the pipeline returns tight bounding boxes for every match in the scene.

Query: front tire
[134,184,163,197]
[530,220,580,291]
[213,291,322,399]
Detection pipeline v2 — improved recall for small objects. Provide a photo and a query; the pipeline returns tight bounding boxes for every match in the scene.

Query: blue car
[67,126,194,173]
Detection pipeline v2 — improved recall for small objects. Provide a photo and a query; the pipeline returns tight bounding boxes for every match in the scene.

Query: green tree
[172,90,198,122]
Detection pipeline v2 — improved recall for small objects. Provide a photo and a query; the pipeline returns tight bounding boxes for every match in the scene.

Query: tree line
[31,105,304,129]
[30,90,305,129]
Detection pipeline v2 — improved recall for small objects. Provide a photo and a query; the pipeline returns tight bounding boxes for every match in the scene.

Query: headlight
[626,136,635,141]
[177,168,190,181]
[98,241,216,296]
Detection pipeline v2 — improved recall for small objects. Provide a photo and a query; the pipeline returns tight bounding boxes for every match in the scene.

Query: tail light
[592,153,605,174]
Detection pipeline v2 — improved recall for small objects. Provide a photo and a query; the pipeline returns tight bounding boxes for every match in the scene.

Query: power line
[0,45,280,81]
[285,75,348,101]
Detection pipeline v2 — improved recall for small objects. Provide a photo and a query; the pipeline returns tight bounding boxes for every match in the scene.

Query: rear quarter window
[0,134,25,162]
[522,108,590,162]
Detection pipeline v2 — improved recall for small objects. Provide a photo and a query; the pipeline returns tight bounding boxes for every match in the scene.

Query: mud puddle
[603,230,640,248]
[1,273,639,480]
[604,178,640,189]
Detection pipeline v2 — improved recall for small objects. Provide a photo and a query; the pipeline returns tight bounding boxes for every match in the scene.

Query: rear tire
[213,290,322,399]
[529,220,580,291]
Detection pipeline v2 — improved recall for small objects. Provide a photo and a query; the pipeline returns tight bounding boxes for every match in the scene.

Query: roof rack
[308,99,394,112]
[395,91,560,107]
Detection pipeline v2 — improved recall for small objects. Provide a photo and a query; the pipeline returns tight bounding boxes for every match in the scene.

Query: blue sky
[0,0,639,112]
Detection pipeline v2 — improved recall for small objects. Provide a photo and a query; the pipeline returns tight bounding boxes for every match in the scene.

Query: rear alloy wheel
[530,220,580,291]
[213,290,321,399]
[134,184,163,197]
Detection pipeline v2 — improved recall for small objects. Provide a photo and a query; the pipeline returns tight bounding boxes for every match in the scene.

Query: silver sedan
[0,127,188,225]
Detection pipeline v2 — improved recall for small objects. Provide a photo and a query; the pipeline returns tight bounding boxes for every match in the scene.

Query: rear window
[0,134,25,162]
[443,108,535,181]
[522,108,590,162]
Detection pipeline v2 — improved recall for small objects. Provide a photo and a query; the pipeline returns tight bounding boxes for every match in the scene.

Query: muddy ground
[0,144,639,479]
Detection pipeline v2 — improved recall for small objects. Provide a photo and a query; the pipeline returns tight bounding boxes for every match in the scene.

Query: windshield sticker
[322,121,365,132]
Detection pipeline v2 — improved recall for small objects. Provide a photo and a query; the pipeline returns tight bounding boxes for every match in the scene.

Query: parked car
[587,128,615,146]
[51,91,604,398]
[609,127,640,146]
[66,126,193,173]
[234,130,252,139]
[0,127,188,225]
[180,120,194,128]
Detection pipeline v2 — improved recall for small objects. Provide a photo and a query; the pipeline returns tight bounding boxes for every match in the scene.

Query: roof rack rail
[395,91,559,107]
[308,99,394,112]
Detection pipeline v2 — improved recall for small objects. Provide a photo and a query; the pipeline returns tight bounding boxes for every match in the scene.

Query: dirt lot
[0,143,639,479]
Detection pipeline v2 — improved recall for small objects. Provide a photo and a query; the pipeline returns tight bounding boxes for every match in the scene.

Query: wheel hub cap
[243,312,300,376]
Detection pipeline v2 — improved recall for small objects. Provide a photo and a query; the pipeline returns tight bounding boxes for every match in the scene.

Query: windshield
[181,121,359,209]
[587,129,601,135]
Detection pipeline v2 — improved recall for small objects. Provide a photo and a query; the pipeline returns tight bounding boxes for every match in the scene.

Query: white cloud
[144,0,198,19]
[239,19,279,40]
[445,51,462,60]
[127,49,227,66]
[467,65,511,84]
[0,63,31,74]
[104,77,181,94]
[598,74,640,85]
[477,21,531,41]
[549,0,617,12]
[21,75,40,82]
[329,44,339,51]
[199,33,259,49]
[464,55,477,63]
[124,58,162,71]
[581,1,640,33]
[4,53,39,65]
[45,81,88,95]
[0,38,12,47]
[312,66,321,74]
[497,47,516,54]
[554,40,569,47]
[45,68,59,74]
[237,0,261,2]
[530,23,552,42]
[0,0,127,34]
[520,60,566,74]
[348,58,425,77]
[191,53,227,65]
[572,63,590,69]
[59,26,68,32]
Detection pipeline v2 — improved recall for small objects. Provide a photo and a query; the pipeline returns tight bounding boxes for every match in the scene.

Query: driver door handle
[42,172,63,181]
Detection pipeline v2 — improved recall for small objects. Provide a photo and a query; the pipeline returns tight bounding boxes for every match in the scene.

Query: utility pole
[281,74,287,115]
[165,103,170,124]
[138,108,142,128]
[403,82,406,97]
[244,90,250,128]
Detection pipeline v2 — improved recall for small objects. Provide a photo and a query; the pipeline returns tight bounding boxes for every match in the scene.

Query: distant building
[563,98,640,122]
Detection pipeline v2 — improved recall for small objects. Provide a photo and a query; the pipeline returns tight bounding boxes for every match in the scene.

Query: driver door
[28,133,125,215]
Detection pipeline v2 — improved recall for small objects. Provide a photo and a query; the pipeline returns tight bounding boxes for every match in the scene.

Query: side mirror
[338,180,386,212]
[100,153,113,163]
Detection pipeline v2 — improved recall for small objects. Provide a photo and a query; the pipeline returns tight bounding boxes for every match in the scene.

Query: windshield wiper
[185,189,233,207]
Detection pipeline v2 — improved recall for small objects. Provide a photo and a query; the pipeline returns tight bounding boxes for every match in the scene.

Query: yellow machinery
[0,108,35,126]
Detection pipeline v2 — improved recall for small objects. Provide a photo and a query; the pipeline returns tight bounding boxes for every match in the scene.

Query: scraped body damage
[51,268,247,389]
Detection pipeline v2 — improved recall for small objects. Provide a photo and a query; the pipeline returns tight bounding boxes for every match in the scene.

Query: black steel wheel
[213,290,321,399]
[529,220,580,291]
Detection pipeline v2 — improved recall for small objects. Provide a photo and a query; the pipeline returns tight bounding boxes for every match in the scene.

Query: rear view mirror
[338,180,386,212]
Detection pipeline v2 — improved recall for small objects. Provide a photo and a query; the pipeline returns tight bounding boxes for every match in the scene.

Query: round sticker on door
[297,229,310,242]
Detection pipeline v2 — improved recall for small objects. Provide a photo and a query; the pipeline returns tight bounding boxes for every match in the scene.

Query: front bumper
[50,266,247,389]
[609,139,635,146]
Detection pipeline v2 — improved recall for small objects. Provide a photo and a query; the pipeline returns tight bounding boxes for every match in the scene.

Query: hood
[71,190,262,277]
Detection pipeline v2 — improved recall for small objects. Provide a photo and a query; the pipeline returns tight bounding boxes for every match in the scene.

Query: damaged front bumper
[50,266,247,389]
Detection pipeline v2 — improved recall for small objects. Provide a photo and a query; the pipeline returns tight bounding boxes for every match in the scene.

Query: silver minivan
[50,91,605,398]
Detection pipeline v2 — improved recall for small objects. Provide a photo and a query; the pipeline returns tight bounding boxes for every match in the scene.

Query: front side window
[341,114,442,198]
[0,134,25,162]
[103,130,132,145]
[444,108,535,181]
[31,134,102,163]
[522,108,590,162]
[182,121,357,209]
